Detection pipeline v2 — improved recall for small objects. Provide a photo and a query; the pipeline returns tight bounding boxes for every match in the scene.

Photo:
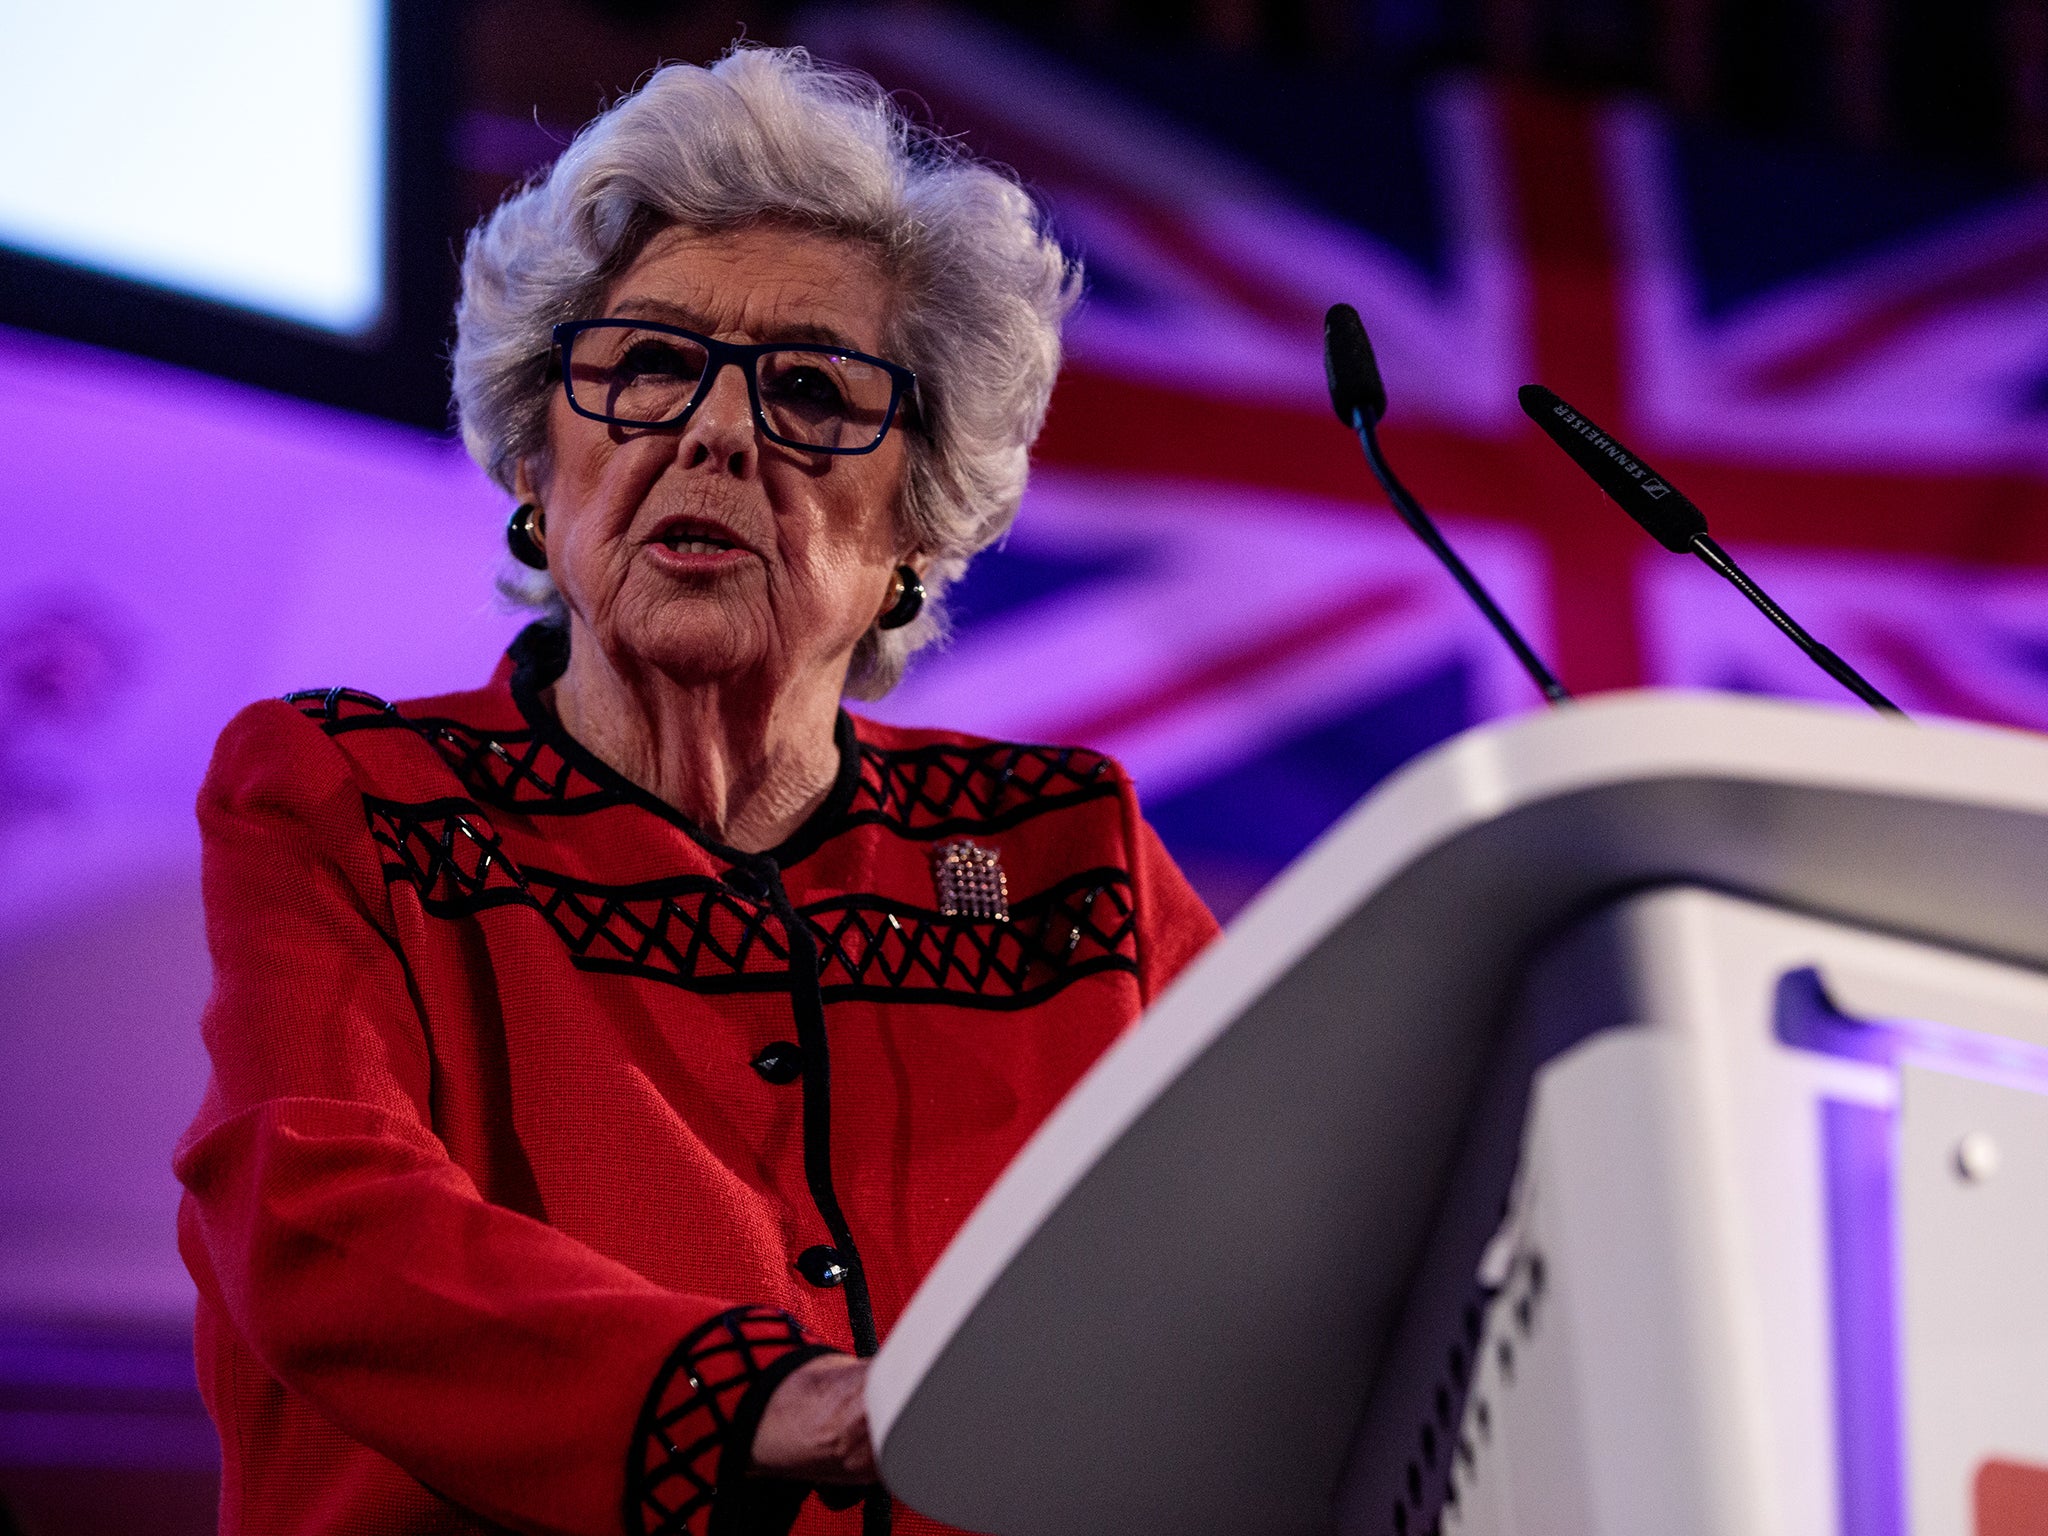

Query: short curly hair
[450,44,1081,698]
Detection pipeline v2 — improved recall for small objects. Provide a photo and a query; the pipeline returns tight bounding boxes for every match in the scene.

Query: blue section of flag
[945,542,1150,630]
[1668,120,2018,318]
[1045,44,1452,285]
[1143,659,1474,913]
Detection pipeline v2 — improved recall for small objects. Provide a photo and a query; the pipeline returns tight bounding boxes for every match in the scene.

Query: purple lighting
[0,322,523,1334]
[1777,967,2048,1098]
[1821,1098,1904,1536]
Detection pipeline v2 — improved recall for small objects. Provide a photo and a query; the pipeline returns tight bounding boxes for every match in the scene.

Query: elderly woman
[174,43,1216,1536]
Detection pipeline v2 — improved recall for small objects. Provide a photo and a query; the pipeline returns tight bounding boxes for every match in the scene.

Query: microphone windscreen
[1324,304,1389,428]
[1518,384,1708,553]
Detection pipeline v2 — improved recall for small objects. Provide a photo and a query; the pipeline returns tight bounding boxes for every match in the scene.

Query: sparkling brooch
[931,839,1010,922]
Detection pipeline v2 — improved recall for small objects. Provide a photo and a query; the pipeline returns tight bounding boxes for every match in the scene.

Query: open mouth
[648,518,748,557]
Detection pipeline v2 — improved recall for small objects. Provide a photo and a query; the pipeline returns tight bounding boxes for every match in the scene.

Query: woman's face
[522,224,913,696]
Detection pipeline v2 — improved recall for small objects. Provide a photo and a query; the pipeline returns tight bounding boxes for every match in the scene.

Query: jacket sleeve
[173,700,832,1536]
[1113,768,1222,1004]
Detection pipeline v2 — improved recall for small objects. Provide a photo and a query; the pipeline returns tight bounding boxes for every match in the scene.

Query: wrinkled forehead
[600,223,897,356]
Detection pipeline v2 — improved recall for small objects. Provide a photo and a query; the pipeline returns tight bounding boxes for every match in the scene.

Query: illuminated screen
[0,1,387,335]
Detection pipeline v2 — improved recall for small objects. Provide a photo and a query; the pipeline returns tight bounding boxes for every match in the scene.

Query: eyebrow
[605,297,866,354]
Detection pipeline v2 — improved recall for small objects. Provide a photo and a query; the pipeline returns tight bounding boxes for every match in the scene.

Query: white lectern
[866,691,2048,1536]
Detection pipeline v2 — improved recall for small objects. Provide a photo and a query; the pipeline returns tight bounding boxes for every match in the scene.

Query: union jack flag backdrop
[4,7,2048,1333]
[809,9,2048,916]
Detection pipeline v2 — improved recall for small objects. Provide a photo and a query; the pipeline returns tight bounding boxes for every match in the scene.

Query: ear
[513,457,545,505]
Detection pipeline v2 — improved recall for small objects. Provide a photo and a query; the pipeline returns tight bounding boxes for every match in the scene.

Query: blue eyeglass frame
[551,318,919,456]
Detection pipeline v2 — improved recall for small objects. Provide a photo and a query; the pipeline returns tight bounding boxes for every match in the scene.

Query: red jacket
[175,624,1218,1536]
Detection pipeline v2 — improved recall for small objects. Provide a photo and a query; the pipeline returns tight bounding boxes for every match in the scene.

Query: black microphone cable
[1518,384,1904,718]
[1323,304,1571,706]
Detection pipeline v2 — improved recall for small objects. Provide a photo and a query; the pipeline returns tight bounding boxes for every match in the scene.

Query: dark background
[7,0,2039,435]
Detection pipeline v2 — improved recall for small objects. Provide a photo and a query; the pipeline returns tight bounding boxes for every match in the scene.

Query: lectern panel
[869,693,2048,1536]
[1900,1066,2048,1536]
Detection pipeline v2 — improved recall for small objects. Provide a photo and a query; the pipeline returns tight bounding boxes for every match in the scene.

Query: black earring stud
[507,502,548,570]
[877,565,925,630]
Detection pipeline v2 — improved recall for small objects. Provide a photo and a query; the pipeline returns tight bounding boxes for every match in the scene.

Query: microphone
[1517,385,1904,717]
[1323,305,1571,705]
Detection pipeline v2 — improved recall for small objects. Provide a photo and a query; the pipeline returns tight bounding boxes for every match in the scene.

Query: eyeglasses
[552,319,918,455]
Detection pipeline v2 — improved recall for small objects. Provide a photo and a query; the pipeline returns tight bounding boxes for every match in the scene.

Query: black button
[795,1245,851,1288]
[723,864,773,902]
[751,1042,803,1084]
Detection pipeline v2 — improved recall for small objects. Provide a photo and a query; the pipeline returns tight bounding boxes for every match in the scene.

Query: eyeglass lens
[565,326,896,450]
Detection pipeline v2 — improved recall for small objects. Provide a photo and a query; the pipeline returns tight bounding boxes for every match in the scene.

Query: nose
[677,358,758,477]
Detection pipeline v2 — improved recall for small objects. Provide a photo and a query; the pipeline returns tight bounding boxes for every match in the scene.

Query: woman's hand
[750,1354,876,1484]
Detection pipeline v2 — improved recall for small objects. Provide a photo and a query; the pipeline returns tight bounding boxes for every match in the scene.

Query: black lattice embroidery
[286,685,398,723]
[846,739,1116,838]
[292,673,1118,843]
[367,797,530,906]
[627,1307,825,1536]
[366,799,1138,1006]
[411,717,619,812]
[367,799,796,992]
[807,871,1136,1002]
[288,687,620,812]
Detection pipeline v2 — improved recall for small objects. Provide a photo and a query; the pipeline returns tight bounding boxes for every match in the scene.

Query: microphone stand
[1688,534,1903,715]
[1515,380,1903,719]
[1347,409,1572,706]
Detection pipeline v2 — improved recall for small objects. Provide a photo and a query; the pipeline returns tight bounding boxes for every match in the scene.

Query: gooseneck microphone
[1517,385,1904,717]
[1324,305,1571,705]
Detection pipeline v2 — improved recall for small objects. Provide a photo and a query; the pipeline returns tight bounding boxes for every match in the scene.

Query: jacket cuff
[625,1306,836,1536]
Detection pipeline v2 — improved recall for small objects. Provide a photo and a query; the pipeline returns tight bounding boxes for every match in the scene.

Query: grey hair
[450,44,1081,698]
